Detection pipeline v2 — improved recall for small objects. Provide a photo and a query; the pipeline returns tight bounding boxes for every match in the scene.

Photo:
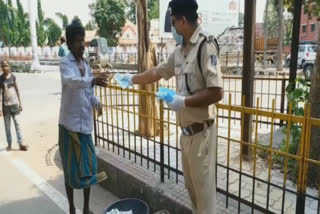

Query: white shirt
[59,53,100,134]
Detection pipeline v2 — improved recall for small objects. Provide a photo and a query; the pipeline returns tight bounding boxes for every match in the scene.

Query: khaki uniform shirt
[157,26,223,127]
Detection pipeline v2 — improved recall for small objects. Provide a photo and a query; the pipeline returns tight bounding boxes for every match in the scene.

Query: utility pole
[28,0,40,71]
[289,0,303,90]
[263,0,269,69]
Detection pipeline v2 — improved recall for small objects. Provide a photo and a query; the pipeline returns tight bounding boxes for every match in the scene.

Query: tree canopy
[92,0,126,46]
[127,0,159,24]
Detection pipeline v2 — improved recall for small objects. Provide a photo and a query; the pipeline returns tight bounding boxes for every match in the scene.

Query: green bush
[272,78,310,181]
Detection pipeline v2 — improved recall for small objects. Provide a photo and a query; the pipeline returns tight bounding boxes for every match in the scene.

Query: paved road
[0,69,118,214]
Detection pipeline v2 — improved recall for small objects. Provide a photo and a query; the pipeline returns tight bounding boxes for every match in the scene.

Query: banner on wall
[159,0,239,38]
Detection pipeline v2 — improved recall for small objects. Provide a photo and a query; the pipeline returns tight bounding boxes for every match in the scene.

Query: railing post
[237,51,240,68]
[93,87,98,146]
[160,100,165,182]
[296,193,306,214]
[280,78,286,126]
[295,103,310,214]
[226,52,229,73]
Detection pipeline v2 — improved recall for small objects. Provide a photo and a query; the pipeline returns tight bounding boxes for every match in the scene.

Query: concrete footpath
[0,69,118,214]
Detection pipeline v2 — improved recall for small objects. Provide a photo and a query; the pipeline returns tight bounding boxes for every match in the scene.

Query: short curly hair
[66,20,85,49]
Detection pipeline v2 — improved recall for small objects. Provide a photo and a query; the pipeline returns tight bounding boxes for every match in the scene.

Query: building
[217,24,268,53]
[300,5,319,42]
[118,20,138,49]
[217,27,243,53]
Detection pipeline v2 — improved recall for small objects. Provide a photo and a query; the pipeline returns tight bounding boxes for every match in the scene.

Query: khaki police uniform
[157,26,223,214]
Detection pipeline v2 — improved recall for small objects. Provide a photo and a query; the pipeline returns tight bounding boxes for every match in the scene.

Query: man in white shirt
[59,20,110,214]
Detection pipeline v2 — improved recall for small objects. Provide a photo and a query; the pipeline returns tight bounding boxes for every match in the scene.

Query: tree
[0,0,10,44]
[148,0,159,20]
[7,0,19,46]
[283,0,294,12]
[264,0,280,38]
[263,0,270,68]
[36,0,46,46]
[44,18,61,47]
[304,0,320,187]
[0,0,31,47]
[127,2,136,24]
[284,13,293,46]
[85,20,96,30]
[127,0,159,24]
[16,0,30,46]
[92,0,126,46]
[136,0,159,137]
[56,12,68,29]
[238,12,244,27]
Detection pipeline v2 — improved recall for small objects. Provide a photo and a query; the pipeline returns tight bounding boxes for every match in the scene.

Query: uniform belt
[181,120,215,136]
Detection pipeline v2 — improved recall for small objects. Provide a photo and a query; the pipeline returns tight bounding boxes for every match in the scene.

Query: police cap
[169,0,198,17]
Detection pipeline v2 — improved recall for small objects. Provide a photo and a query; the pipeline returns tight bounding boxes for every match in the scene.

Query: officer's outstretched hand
[166,95,185,111]
[115,73,134,89]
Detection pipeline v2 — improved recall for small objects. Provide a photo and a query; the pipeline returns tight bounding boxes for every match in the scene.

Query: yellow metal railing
[95,85,320,214]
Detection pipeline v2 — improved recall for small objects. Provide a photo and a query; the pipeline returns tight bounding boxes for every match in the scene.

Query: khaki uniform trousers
[180,123,217,214]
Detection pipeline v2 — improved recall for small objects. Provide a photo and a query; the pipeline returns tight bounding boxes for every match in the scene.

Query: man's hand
[19,105,23,112]
[115,73,134,89]
[166,95,185,111]
[98,106,103,116]
[0,111,2,117]
[96,103,103,116]
[95,102,102,110]
[94,73,111,87]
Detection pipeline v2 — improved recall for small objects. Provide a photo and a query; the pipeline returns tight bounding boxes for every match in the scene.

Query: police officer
[117,0,223,213]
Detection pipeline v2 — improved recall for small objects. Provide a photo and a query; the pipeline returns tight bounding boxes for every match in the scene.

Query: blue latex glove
[156,87,177,102]
[167,94,185,111]
[115,73,134,89]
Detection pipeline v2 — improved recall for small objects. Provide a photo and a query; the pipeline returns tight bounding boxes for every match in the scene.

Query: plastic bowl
[105,198,150,214]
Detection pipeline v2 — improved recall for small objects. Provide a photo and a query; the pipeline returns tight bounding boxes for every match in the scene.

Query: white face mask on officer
[172,26,183,45]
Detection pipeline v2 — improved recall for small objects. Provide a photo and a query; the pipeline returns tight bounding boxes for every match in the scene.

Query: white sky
[20,0,267,27]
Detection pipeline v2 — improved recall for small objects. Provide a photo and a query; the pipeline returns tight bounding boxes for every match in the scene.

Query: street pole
[289,0,303,91]
[277,0,284,71]
[28,0,40,71]
[263,0,269,69]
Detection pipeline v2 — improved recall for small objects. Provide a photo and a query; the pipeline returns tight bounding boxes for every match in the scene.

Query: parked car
[88,37,110,64]
[286,41,317,68]
[88,37,113,71]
